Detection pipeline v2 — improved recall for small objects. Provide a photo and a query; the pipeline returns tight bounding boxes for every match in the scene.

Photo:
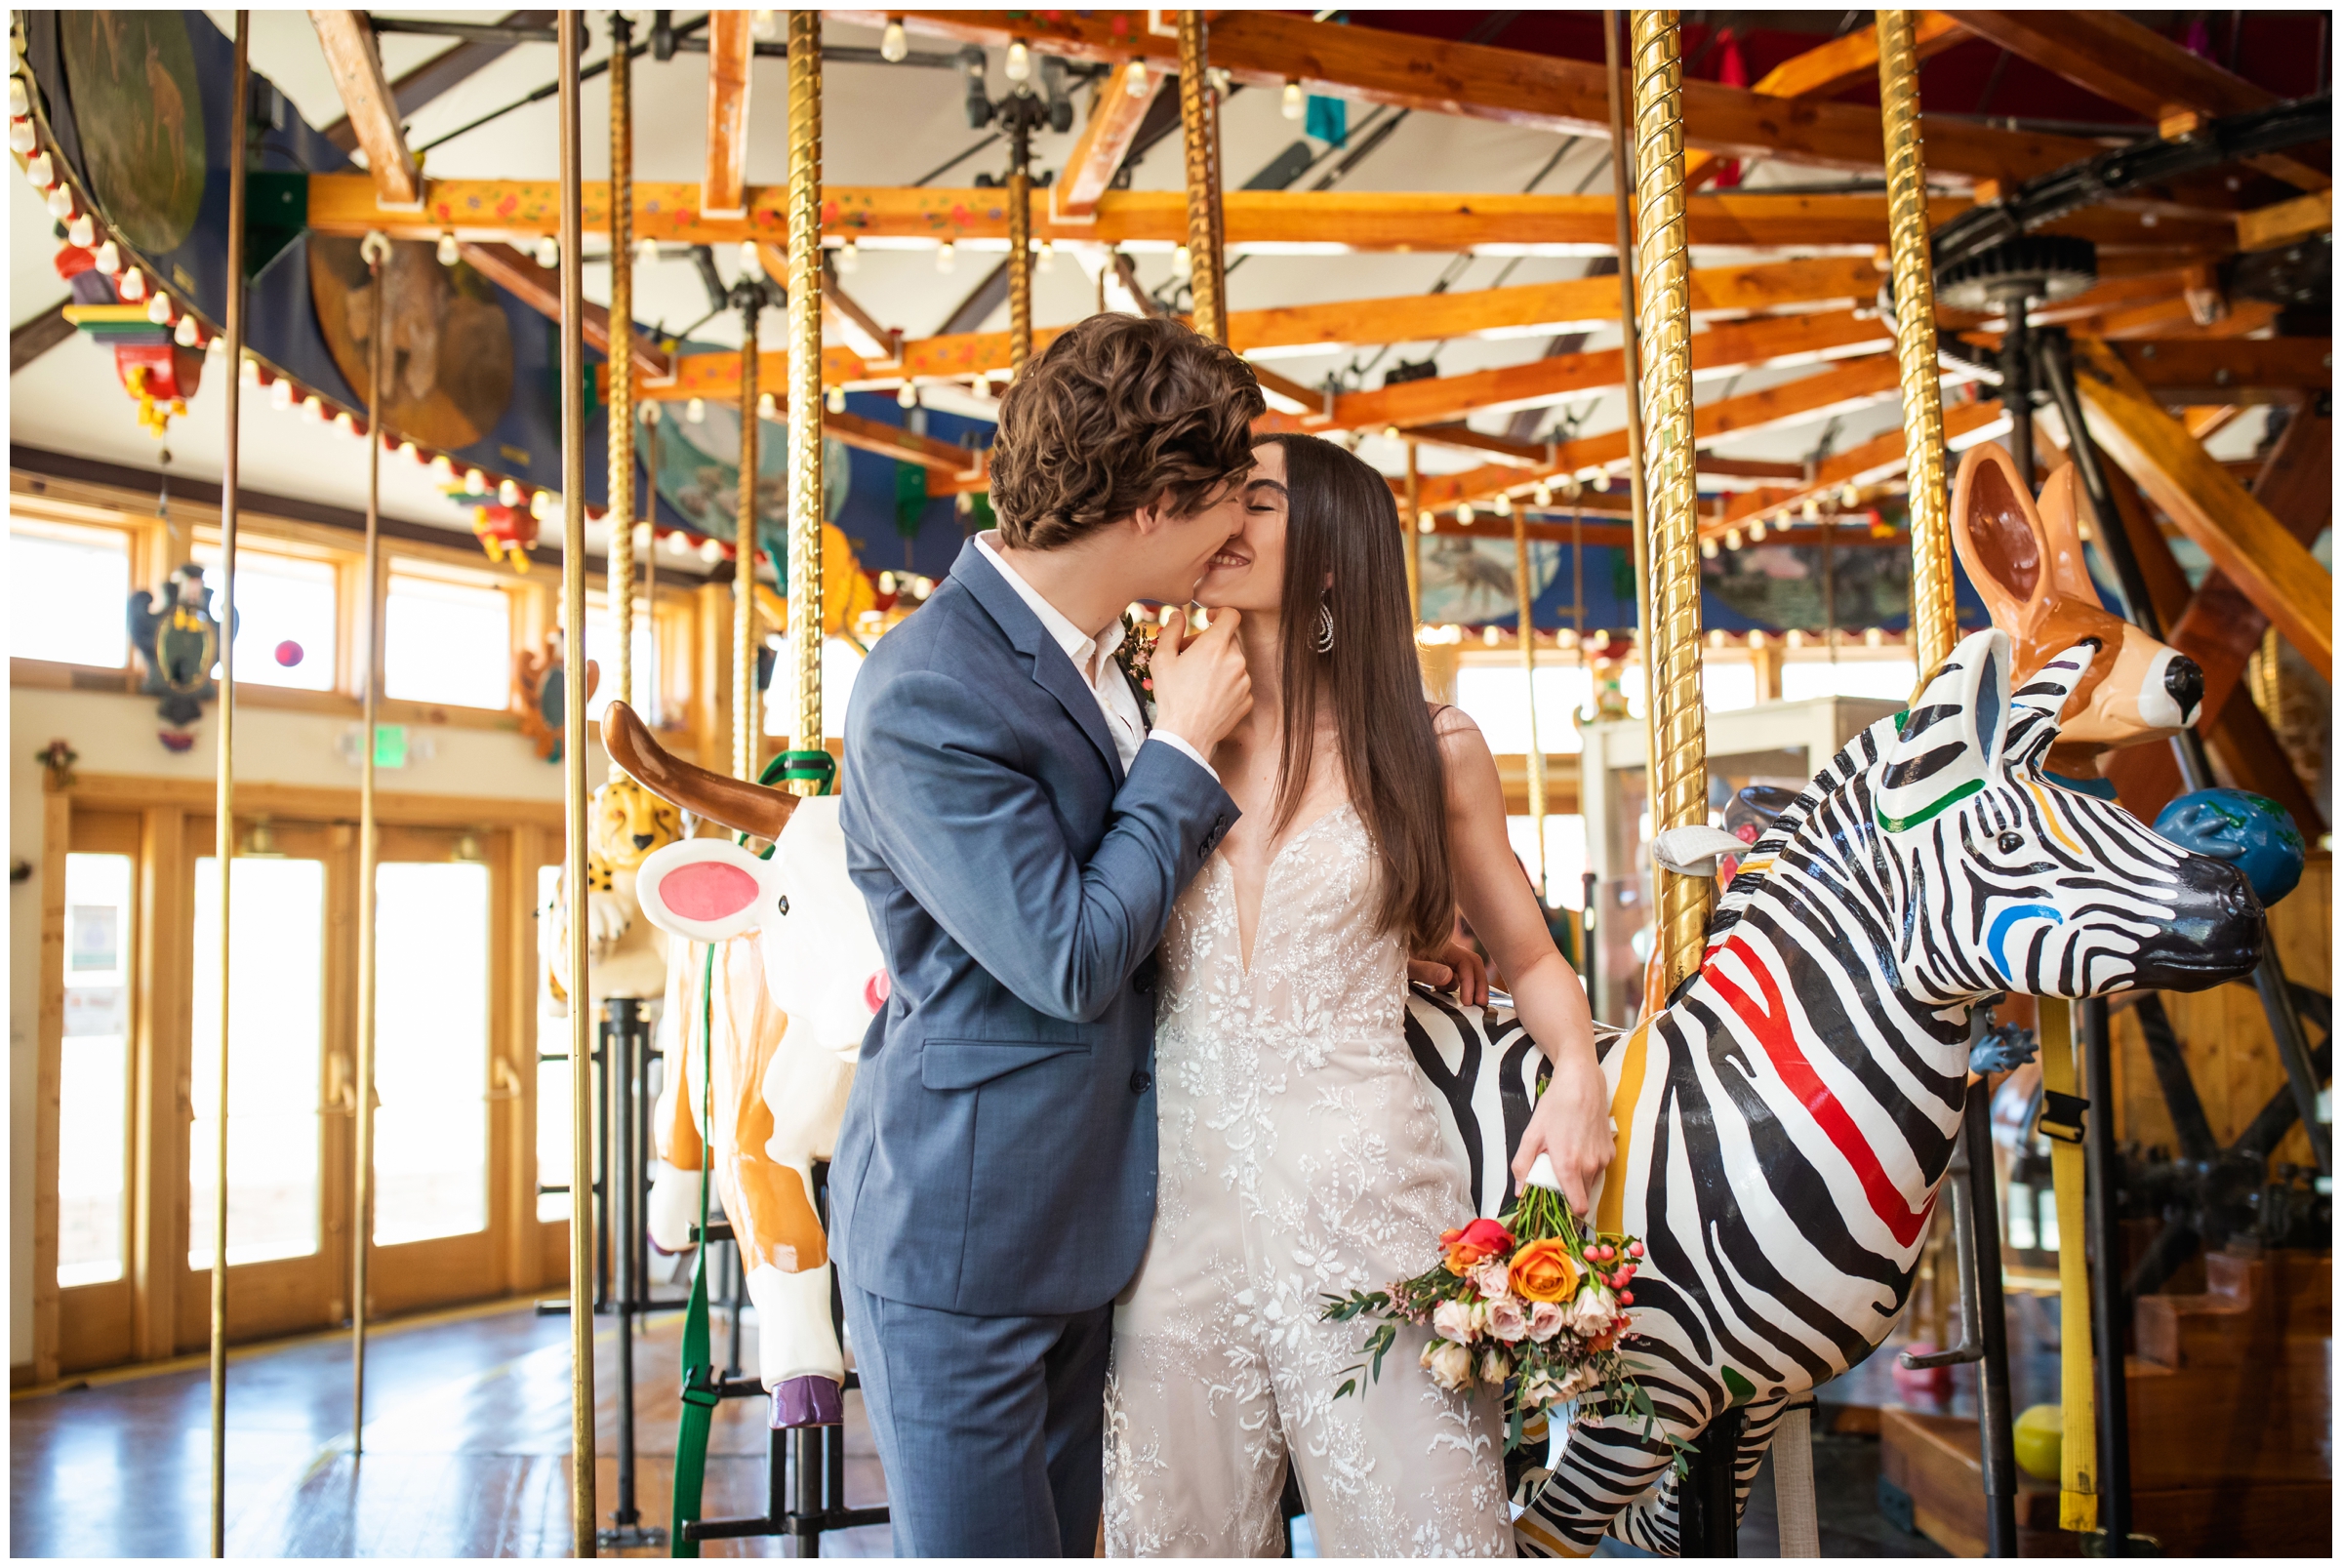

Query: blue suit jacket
[830,542,1237,1316]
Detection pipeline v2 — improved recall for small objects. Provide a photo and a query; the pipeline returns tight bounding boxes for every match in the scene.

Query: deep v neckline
[1218,801,1357,978]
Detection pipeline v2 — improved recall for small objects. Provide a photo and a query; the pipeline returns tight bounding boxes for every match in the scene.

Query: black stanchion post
[2080,999,2135,1552]
[1963,1080,2020,1556]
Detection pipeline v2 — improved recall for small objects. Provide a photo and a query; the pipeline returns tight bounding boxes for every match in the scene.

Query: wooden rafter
[316,10,555,154]
[1712,400,2013,531]
[2071,336,2331,681]
[1956,330,2332,397]
[704,10,755,219]
[307,11,423,209]
[1943,12,2329,191]
[825,409,986,483]
[456,242,673,380]
[305,174,2238,256]
[1682,12,1967,190]
[1053,61,1163,221]
[2238,188,2334,253]
[839,9,2112,185]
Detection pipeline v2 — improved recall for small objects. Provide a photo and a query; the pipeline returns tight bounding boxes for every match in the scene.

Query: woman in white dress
[1104,434,1615,1557]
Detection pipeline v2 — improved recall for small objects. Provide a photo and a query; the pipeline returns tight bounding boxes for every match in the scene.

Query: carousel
[7,8,2331,1560]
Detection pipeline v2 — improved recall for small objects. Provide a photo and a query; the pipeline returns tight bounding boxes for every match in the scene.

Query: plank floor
[11,1299,891,1557]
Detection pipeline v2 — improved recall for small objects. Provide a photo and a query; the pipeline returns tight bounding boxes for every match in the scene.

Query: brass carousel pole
[785,10,826,787]
[608,12,637,708]
[1006,105,1033,380]
[1404,443,1422,627]
[1176,12,1228,344]
[1514,510,1548,901]
[735,308,760,779]
[208,16,249,1557]
[1628,11,1711,992]
[1878,10,1956,675]
[350,227,390,1458]
[554,12,598,1554]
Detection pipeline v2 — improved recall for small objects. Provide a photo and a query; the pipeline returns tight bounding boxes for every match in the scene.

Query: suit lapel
[950,542,1125,785]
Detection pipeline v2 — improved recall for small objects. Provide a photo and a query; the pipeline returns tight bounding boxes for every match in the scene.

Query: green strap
[758,747,836,795]
[670,943,720,1557]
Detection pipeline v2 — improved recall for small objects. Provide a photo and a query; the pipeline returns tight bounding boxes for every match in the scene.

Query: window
[1507,814,1590,909]
[1782,658,1918,704]
[583,602,662,724]
[385,571,513,709]
[191,543,339,692]
[372,862,492,1244]
[11,520,131,667]
[536,864,571,1224]
[59,853,134,1288]
[189,856,326,1268]
[763,635,865,739]
[1454,664,1594,755]
[1701,660,1758,712]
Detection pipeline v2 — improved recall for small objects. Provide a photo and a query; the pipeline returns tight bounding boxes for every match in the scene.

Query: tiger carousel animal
[1408,628,2262,1556]
[541,768,685,1010]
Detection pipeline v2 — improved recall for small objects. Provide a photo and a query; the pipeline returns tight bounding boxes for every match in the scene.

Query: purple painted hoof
[770,1376,844,1428]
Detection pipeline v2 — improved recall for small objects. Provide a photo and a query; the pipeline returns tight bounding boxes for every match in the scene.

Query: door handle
[487,1057,524,1102]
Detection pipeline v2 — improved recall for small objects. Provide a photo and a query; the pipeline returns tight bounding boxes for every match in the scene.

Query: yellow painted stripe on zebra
[2026,779,2083,858]
[1514,1511,1589,1558]
[1596,1022,1650,1237]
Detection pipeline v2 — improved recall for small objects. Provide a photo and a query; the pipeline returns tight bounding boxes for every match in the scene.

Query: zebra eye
[1997,831,2024,855]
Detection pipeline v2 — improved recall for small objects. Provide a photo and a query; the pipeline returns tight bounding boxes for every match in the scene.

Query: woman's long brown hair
[1257,432,1453,957]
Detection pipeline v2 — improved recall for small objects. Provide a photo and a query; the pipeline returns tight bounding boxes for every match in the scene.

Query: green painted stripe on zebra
[1720,1364,1756,1406]
[1876,777,1985,834]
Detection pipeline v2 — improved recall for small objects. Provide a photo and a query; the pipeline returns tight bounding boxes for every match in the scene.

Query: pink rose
[1422,1338,1474,1390]
[1479,1347,1510,1386]
[1527,1300,1567,1343]
[1470,1259,1514,1300]
[1485,1295,1529,1343]
[1431,1298,1478,1345]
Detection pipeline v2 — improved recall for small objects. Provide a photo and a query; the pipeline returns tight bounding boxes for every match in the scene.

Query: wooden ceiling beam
[1714,400,2012,530]
[456,241,672,379]
[2070,335,2330,681]
[305,175,2238,257]
[839,9,2107,185]
[1052,60,1163,221]
[1941,12,2329,191]
[1683,12,1967,190]
[307,11,423,209]
[824,409,987,482]
[704,10,755,219]
[2238,188,2334,253]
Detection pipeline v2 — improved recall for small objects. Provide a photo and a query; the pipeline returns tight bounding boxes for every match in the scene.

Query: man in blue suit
[832,314,1265,1555]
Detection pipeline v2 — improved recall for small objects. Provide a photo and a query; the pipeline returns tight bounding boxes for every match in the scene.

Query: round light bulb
[534,234,558,268]
[464,467,488,493]
[1865,626,1885,648]
[1533,483,1553,506]
[1005,39,1030,83]
[46,182,72,219]
[1171,245,1192,279]
[7,77,26,116]
[241,357,261,385]
[1840,483,1861,508]
[1701,539,1718,559]
[9,118,36,155]
[1749,519,1767,542]
[826,385,846,413]
[1456,502,1475,524]
[685,397,706,422]
[836,238,859,273]
[436,232,460,266]
[334,410,356,435]
[1126,60,1150,97]
[398,441,419,463]
[270,378,295,410]
[1800,498,1819,522]
[636,235,660,266]
[1724,528,1742,550]
[65,212,93,247]
[174,314,200,347]
[1417,511,1434,535]
[739,238,762,274]
[1592,470,1612,493]
[24,150,52,187]
[699,537,725,565]
[897,382,918,409]
[1035,237,1054,271]
[936,240,955,272]
[302,394,325,423]
[530,489,552,521]
[752,10,778,41]
[880,19,909,63]
[1493,493,1513,516]
[757,390,777,419]
[1483,625,1502,648]
[118,266,145,301]
[145,294,173,325]
[497,478,519,506]
[429,454,455,479]
[1282,80,1303,120]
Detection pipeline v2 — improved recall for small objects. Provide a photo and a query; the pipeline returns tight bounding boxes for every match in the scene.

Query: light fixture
[1556,627,1578,650]
[1005,38,1031,82]
[534,234,558,268]
[880,18,909,62]
[241,817,286,859]
[1749,629,1768,651]
[666,530,692,557]
[1749,519,1766,542]
[1709,627,1727,649]
[45,182,71,219]
[145,293,173,325]
[635,235,660,266]
[739,238,762,274]
[1456,502,1475,524]
[437,232,460,266]
[1035,237,1054,271]
[7,76,25,116]
[498,477,521,506]
[1493,493,1513,517]
[1840,483,1861,508]
[698,537,726,565]
[1382,424,1399,441]
[757,390,777,419]
[1282,80,1303,119]
[334,409,356,435]
[1126,59,1150,96]
[640,399,662,425]
[1701,539,1717,559]
[1592,470,1612,493]
[397,440,419,463]
[897,382,918,409]
[836,237,859,272]
[1171,245,1192,279]
[6,117,31,155]
[936,240,955,272]
[1483,624,1502,647]
[430,453,456,479]
[451,828,486,864]
[93,238,120,274]
[303,395,326,422]
[530,489,552,521]
[1723,528,1742,550]
[465,467,488,493]
[752,9,778,41]
[118,266,146,301]
[1786,628,1804,649]
[23,150,52,188]
[1800,497,1819,522]
[1865,626,1885,648]
[270,377,295,410]
[65,212,92,247]
[879,571,899,595]
[826,385,846,413]
[1532,482,1553,506]
[240,358,261,385]
[1416,511,1434,534]
[1207,66,1232,96]
[686,396,706,422]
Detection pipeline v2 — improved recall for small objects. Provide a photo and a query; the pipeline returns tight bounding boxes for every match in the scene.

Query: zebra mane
[1704,710,1903,943]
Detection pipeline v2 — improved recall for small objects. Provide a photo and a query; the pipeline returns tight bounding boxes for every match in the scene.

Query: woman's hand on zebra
[1514,1053,1614,1215]
[1406,939,1488,1007]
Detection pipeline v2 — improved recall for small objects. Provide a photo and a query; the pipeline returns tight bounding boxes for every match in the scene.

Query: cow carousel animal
[1407,628,2261,1556]
[600,704,886,1428]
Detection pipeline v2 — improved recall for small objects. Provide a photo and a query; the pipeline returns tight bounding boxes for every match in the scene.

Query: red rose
[1439,1217,1515,1274]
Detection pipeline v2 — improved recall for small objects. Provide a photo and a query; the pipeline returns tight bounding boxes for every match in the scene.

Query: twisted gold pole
[1176,12,1228,343]
[607,13,635,707]
[1605,9,1660,846]
[1007,160,1032,379]
[1404,442,1422,626]
[554,13,597,1554]
[1514,511,1548,900]
[1878,9,1955,675]
[786,11,826,790]
[735,315,760,782]
[350,228,389,1461]
[209,16,249,1558]
[1631,10,1712,990]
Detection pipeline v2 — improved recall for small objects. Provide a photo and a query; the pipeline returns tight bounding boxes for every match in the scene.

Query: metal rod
[1628,10,1712,991]
[2080,998,2134,1552]
[786,11,826,788]
[609,1002,640,1532]
[209,17,251,1558]
[2001,308,2035,489]
[1514,510,1548,899]
[1878,8,1957,674]
[556,12,598,1554]
[1961,1080,2021,1555]
[1176,12,1228,344]
[736,294,761,781]
[350,226,390,1460]
[369,17,559,44]
[608,13,636,711]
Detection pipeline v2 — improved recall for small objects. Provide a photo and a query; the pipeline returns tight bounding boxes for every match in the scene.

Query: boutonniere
[1114,611,1159,727]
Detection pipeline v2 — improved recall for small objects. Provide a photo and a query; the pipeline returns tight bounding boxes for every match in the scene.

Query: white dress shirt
[974,531,1217,781]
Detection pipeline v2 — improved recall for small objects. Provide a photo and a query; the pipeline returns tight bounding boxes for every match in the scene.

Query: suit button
[1133,955,1158,995]
[1129,1069,1152,1095]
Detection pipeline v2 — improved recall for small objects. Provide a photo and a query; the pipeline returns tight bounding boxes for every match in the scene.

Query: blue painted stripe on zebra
[1985,904,2064,979]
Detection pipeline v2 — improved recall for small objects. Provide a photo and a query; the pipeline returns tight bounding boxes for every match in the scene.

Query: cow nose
[632,832,655,850]
[2164,655,2203,724]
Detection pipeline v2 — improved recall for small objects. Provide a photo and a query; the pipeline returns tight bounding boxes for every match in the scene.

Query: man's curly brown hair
[987,313,1267,550]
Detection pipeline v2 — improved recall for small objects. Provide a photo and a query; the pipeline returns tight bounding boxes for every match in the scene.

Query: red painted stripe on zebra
[1706,935,1938,1247]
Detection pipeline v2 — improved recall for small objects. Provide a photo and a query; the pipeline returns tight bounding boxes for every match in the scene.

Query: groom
[831,313,1266,1555]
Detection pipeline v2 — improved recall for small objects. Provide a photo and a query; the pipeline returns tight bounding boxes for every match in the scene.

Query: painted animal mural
[541,770,684,1010]
[1409,629,2261,1556]
[602,703,887,1428]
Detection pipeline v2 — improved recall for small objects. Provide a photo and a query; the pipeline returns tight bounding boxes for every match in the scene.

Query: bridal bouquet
[1320,1163,1668,1458]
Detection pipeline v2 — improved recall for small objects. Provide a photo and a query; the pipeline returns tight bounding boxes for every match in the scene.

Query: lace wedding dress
[1103,803,1514,1558]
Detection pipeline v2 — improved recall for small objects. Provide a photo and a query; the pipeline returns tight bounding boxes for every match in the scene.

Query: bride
[1104,433,1615,1557]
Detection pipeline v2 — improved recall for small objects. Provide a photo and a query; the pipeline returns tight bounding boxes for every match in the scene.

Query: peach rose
[1508,1238,1582,1303]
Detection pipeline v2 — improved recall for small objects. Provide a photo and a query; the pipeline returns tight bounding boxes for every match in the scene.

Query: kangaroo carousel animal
[602,703,887,1429]
[1409,627,2261,1556]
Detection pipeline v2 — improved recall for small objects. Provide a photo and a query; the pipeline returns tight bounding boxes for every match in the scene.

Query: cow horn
[600,701,801,842]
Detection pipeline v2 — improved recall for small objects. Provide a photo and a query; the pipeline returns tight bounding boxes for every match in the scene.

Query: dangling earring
[1315,599,1335,654]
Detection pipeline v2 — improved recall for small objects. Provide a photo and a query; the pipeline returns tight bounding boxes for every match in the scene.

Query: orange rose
[1508,1238,1581,1303]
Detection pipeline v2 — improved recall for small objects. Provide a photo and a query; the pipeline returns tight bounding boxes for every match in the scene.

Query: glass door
[56,813,141,1372]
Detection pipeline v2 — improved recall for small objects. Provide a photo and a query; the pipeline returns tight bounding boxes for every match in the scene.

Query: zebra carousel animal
[1407,628,2263,1557]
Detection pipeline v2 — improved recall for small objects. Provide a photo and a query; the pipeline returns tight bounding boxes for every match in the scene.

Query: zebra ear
[2003,636,2102,762]
[1876,628,2013,833]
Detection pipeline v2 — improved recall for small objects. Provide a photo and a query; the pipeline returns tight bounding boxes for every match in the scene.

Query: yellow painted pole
[555,12,597,1554]
[2036,1000,2100,1532]
[1629,11,1712,989]
[350,227,389,1457]
[785,12,826,789]
[1007,141,1032,380]
[208,15,249,1557]
[1176,12,1228,344]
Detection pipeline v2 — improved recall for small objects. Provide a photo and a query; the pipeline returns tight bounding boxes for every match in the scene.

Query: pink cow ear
[863,970,892,1013]
[660,859,764,922]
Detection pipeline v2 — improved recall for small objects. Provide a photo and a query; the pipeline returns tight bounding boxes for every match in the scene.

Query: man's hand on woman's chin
[1148,607,1253,757]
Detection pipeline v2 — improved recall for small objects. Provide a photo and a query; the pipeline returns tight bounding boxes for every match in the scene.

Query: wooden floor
[11,1298,891,1557]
